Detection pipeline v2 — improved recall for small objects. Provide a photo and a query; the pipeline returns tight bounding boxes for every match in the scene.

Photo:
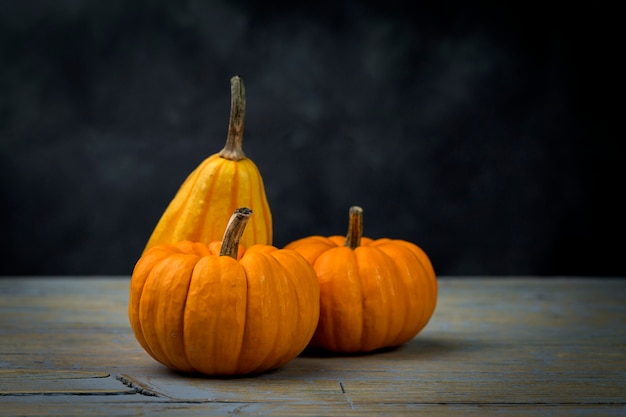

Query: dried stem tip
[219,207,253,258]
[344,206,363,250]
[219,75,247,161]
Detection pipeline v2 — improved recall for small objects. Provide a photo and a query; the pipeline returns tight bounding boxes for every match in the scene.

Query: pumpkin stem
[344,206,363,249]
[218,75,247,161]
[219,207,253,258]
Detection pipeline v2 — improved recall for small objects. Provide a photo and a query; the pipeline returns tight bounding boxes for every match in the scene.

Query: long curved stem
[344,206,363,250]
[219,207,253,258]
[218,76,246,161]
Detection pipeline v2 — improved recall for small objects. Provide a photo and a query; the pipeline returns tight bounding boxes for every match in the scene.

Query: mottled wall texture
[0,1,620,276]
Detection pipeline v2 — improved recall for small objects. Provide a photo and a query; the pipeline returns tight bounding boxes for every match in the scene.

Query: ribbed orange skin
[285,236,437,353]
[144,154,272,252]
[128,241,320,376]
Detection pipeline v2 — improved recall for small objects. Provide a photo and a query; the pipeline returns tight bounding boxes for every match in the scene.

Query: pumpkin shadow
[164,365,285,380]
[298,345,398,358]
[298,335,488,360]
[298,336,470,359]
[156,337,476,380]
[392,336,478,358]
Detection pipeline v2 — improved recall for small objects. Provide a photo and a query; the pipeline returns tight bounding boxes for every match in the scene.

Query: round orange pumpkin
[129,208,320,375]
[285,206,437,353]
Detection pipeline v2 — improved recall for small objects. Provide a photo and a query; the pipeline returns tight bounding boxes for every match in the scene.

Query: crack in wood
[338,381,355,410]
[115,374,158,397]
[228,403,251,414]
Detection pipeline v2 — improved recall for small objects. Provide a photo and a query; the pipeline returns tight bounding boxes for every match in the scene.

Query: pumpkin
[129,208,320,376]
[285,206,437,353]
[144,76,272,253]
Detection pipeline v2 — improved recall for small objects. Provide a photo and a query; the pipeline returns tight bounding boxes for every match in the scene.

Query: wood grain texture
[0,277,625,416]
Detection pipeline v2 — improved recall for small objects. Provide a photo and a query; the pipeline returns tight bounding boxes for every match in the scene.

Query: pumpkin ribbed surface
[285,207,437,353]
[129,240,319,375]
[144,154,272,251]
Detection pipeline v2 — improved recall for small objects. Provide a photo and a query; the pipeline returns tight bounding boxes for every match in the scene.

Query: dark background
[0,1,621,276]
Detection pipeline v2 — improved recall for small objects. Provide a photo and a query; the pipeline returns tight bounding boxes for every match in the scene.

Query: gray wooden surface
[0,277,624,416]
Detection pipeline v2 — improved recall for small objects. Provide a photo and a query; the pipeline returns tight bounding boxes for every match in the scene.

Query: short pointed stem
[344,206,363,250]
[219,207,253,258]
[218,75,246,161]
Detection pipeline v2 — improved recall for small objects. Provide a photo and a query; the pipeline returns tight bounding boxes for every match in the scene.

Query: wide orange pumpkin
[285,206,437,353]
[129,208,320,375]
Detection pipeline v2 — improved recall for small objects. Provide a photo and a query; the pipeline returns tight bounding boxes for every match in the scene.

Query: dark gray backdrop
[1,1,621,276]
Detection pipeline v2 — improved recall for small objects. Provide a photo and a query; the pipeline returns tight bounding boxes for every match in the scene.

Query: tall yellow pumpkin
[144,76,272,252]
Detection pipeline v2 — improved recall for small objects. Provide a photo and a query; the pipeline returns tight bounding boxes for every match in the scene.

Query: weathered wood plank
[0,370,134,396]
[1,398,625,417]
[0,277,624,416]
[117,370,626,404]
[118,372,350,403]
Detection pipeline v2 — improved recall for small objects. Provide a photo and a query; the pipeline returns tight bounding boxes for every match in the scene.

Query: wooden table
[0,277,624,416]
